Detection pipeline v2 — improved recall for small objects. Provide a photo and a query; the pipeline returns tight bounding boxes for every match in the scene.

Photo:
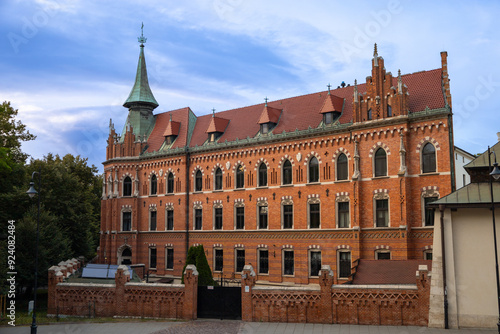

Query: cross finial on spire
[212,108,216,117]
[138,22,147,45]
[264,97,268,106]
[327,83,331,95]
[373,43,378,57]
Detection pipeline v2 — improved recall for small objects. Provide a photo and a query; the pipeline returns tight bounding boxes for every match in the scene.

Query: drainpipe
[439,204,449,329]
[185,149,190,257]
[448,113,456,192]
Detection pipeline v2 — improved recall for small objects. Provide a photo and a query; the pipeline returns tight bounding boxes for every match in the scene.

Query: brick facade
[98,45,454,285]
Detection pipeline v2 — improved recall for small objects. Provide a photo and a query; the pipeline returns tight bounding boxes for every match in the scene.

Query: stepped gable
[352,259,432,285]
[146,107,192,152]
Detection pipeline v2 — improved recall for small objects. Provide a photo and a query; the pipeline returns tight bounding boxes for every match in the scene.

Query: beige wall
[429,207,500,328]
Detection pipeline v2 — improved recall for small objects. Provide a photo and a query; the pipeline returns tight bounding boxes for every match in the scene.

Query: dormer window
[206,113,230,144]
[324,112,333,124]
[208,132,222,142]
[163,116,180,146]
[165,135,176,145]
[260,122,276,134]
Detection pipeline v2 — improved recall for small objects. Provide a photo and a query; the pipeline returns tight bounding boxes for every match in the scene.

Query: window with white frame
[150,210,157,231]
[166,208,174,230]
[258,249,269,274]
[424,250,433,260]
[258,203,268,229]
[258,163,267,187]
[308,200,320,229]
[165,247,174,269]
[195,170,203,192]
[308,156,319,183]
[283,249,294,276]
[422,143,437,173]
[235,205,245,229]
[214,167,223,190]
[282,200,293,229]
[375,198,389,227]
[309,250,321,277]
[375,250,391,260]
[194,203,203,230]
[338,250,351,278]
[235,165,244,189]
[336,153,348,181]
[123,176,132,196]
[150,174,157,195]
[235,248,245,272]
[214,248,223,272]
[167,172,174,194]
[214,206,223,230]
[122,210,132,231]
[374,148,387,177]
[149,248,157,269]
[282,159,292,185]
[337,199,350,228]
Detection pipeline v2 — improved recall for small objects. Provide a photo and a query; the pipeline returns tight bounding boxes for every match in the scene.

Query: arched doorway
[117,245,132,265]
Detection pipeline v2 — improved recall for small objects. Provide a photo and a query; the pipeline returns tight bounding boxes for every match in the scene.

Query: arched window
[374,148,387,177]
[167,173,174,194]
[258,163,267,187]
[387,105,392,117]
[195,170,202,192]
[308,156,319,183]
[282,160,292,185]
[214,168,223,190]
[336,153,348,180]
[123,176,132,196]
[422,143,436,173]
[367,108,372,120]
[150,174,157,195]
[235,165,244,189]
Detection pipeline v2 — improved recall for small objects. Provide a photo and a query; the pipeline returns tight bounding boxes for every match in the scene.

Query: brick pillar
[241,265,256,322]
[183,264,199,320]
[416,264,431,326]
[319,265,334,324]
[47,266,64,315]
[115,265,131,317]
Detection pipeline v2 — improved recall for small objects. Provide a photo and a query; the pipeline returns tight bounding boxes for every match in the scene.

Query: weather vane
[138,22,147,45]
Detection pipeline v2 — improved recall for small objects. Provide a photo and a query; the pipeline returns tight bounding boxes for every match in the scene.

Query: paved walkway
[0,320,496,334]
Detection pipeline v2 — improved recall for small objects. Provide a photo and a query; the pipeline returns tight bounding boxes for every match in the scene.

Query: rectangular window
[424,197,438,226]
[283,204,293,229]
[236,249,245,272]
[259,205,268,229]
[150,211,157,231]
[166,248,174,269]
[214,249,223,272]
[236,206,245,229]
[425,251,433,261]
[166,210,174,230]
[214,207,223,230]
[195,208,202,230]
[283,250,294,276]
[149,248,157,269]
[258,249,269,274]
[376,251,391,260]
[338,202,350,228]
[338,251,351,278]
[309,203,320,228]
[122,211,131,231]
[375,199,388,227]
[310,251,321,277]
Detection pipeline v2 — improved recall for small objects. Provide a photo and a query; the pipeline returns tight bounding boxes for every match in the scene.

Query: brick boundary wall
[241,264,430,326]
[47,263,198,320]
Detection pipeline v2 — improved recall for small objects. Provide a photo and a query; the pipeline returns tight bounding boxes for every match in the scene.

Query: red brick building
[98,40,455,285]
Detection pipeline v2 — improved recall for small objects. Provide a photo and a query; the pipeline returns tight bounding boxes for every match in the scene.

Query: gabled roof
[352,260,432,285]
[464,141,500,169]
[146,107,192,152]
[206,116,230,133]
[163,118,180,137]
[257,105,282,124]
[430,182,500,207]
[319,93,344,114]
[123,45,159,109]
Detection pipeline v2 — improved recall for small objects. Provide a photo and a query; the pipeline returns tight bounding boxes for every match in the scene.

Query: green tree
[0,101,36,164]
[181,245,216,286]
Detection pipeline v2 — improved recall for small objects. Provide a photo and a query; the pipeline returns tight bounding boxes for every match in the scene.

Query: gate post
[47,266,63,316]
[241,265,256,322]
[115,265,130,317]
[183,264,199,320]
[319,265,334,324]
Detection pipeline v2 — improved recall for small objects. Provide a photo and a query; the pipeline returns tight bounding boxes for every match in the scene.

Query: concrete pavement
[0,320,496,334]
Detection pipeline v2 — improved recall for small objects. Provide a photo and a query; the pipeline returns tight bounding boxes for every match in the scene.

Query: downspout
[439,204,449,329]
[185,149,190,257]
[448,113,456,192]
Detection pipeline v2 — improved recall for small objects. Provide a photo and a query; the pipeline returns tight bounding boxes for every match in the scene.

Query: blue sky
[1,0,500,172]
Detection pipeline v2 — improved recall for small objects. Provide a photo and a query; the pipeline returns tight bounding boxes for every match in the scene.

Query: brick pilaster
[319,265,334,324]
[241,265,256,321]
[183,264,199,320]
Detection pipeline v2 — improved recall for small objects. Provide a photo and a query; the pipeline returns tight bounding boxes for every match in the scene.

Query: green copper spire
[123,23,159,109]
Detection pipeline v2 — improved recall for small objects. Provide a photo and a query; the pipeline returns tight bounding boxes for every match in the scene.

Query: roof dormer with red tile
[353,44,409,123]
[206,110,230,143]
[319,85,344,125]
[257,98,282,135]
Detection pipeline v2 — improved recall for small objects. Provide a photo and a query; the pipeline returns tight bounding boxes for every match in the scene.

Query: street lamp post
[26,168,41,334]
[487,146,500,334]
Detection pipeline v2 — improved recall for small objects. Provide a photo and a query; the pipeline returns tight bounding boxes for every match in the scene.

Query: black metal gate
[197,286,241,319]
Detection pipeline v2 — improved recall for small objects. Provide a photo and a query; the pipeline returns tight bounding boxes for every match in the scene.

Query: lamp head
[26,181,38,198]
[491,162,500,181]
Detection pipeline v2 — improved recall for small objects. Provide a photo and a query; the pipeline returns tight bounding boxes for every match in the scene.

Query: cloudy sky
[1,0,499,172]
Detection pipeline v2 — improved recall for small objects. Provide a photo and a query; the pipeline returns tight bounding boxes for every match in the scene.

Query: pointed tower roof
[319,88,344,114]
[206,109,230,133]
[258,98,282,124]
[123,24,159,109]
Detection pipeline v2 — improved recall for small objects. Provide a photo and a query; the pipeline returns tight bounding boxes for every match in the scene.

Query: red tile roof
[258,105,282,124]
[319,93,344,114]
[351,260,432,285]
[145,68,445,150]
[163,119,180,137]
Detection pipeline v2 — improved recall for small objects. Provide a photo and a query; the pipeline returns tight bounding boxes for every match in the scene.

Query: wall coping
[57,283,116,288]
[331,284,418,290]
[253,285,321,292]
[125,282,185,288]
